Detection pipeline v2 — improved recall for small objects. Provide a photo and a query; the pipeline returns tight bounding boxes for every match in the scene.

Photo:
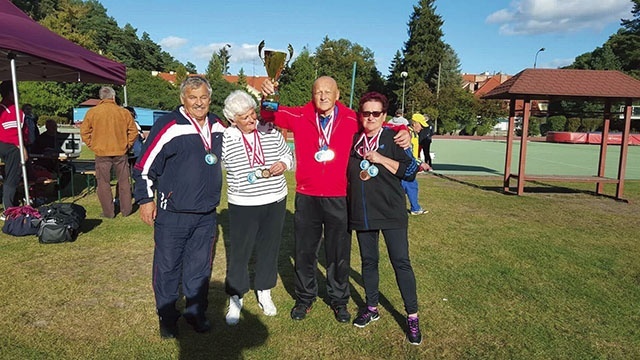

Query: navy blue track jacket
[132,107,226,213]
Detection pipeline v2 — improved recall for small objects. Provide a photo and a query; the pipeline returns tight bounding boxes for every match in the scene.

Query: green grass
[1,171,640,359]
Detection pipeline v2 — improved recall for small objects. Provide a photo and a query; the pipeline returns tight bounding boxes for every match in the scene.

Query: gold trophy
[258,40,294,111]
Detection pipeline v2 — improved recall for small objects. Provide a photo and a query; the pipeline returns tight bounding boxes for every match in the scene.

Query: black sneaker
[331,304,351,323]
[159,321,178,339]
[290,303,312,320]
[406,316,422,345]
[185,315,211,333]
[353,307,380,328]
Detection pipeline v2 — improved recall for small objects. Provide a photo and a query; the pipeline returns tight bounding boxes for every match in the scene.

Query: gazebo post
[503,98,516,192]
[596,100,611,195]
[616,99,632,199]
[516,98,532,195]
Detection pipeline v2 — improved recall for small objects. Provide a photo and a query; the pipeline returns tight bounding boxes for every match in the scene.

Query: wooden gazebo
[482,69,640,200]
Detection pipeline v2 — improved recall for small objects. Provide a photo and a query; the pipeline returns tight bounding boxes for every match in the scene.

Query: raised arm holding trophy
[258,40,293,111]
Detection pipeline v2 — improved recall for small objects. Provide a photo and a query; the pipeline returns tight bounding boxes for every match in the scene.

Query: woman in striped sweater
[221,90,293,326]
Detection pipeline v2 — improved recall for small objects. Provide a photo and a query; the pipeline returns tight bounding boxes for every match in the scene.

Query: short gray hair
[223,90,257,122]
[99,86,116,100]
[180,76,212,99]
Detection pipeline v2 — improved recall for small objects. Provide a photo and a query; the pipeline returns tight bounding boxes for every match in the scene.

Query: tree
[204,52,240,116]
[438,44,463,90]
[40,0,98,51]
[237,68,247,88]
[385,50,405,113]
[220,46,231,75]
[475,99,507,135]
[279,47,316,106]
[175,66,188,87]
[125,69,180,110]
[570,43,622,71]
[314,37,382,109]
[11,0,57,21]
[436,85,475,135]
[402,0,446,92]
[185,62,197,74]
[405,79,434,115]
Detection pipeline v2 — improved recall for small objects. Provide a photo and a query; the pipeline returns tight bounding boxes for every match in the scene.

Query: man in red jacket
[261,76,409,322]
[0,81,28,212]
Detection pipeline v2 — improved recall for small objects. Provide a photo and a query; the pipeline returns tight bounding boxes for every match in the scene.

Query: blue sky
[98,0,634,77]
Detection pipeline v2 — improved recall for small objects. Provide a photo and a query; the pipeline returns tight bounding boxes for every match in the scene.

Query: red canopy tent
[0,0,126,202]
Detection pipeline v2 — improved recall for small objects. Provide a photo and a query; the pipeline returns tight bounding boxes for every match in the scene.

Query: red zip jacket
[0,103,26,146]
[261,101,358,197]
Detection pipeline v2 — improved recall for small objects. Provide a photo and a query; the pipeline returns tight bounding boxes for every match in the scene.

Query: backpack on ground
[2,206,41,236]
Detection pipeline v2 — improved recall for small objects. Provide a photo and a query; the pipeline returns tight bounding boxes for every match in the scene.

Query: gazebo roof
[482,69,640,101]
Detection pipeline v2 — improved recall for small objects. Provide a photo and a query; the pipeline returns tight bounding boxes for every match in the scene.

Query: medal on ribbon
[315,109,337,162]
[205,153,218,165]
[182,107,215,166]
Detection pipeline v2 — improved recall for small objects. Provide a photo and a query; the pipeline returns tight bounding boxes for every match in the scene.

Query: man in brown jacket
[80,86,138,218]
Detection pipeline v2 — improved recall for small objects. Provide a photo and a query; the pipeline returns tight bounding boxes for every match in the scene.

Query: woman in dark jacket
[347,91,423,345]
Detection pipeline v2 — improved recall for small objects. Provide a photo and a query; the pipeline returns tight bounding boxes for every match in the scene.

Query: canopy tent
[482,68,640,201]
[0,0,126,203]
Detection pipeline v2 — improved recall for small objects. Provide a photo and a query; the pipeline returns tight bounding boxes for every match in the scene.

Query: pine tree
[402,0,446,92]
[237,68,248,88]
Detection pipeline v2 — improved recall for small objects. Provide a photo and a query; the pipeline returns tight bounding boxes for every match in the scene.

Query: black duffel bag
[37,203,86,244]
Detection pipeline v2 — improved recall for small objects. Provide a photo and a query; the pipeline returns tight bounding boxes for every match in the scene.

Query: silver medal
[367,165,379,177]
[205,153,218,165]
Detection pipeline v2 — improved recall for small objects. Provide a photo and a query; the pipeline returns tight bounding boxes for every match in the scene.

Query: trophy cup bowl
[258,40,294,111]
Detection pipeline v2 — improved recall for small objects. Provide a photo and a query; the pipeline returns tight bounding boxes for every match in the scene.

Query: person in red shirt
[261,76,410,323]
[0,81,28,211]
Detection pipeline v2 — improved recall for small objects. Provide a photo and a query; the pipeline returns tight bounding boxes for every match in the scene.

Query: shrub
[547,115,567,132]
[581,118,603,132]
[566,117,581,132]
[476,123,493,136]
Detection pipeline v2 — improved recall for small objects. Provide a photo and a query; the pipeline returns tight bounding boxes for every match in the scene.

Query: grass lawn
[1,169,639,359]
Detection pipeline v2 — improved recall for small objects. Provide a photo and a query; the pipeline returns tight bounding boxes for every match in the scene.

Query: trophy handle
[258,40,266,65]
[285,44,294,67]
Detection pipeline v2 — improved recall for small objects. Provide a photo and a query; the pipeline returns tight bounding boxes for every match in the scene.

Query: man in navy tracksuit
[132,76,226,339]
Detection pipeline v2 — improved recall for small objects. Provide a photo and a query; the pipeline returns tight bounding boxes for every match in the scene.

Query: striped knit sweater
[222,123,293,206]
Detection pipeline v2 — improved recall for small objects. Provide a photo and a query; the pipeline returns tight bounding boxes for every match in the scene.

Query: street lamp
[400,71,408,114]
[222,43,231,75]
[533,47,545,69]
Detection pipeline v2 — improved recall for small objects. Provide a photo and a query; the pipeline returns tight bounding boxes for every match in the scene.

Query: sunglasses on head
[361,111,384,118]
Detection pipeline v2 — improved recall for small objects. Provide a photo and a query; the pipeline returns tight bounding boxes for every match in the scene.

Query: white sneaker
[225,295,243,326]
[257,289,277,316]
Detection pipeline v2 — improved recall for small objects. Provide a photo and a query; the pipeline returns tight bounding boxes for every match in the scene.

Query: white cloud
[159,36,188,50]
[486,0,633,35]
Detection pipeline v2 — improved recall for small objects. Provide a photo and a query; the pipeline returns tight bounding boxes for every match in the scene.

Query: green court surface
[429,139,640,180]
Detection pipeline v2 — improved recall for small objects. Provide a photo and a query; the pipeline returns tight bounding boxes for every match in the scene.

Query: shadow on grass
[432,172,626,201]
[176,281,269,360]
[349,262,407,331]
[432,164,501,174]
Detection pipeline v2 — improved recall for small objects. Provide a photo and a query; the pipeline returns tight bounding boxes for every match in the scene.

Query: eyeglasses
[360,111,384,118]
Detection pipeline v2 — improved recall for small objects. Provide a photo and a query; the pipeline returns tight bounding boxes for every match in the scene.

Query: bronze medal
[261,169,271,178]
[359,169,371,181]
